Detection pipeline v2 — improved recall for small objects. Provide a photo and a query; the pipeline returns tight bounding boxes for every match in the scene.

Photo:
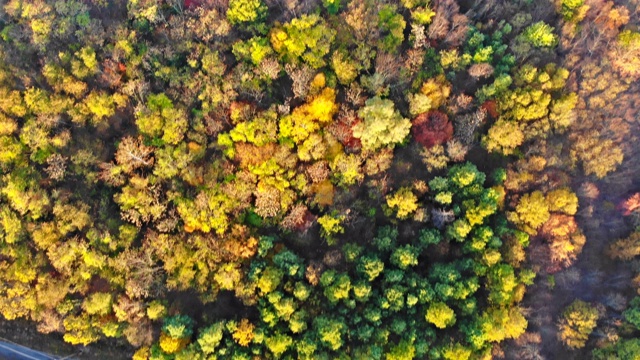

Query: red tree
[412,110,453,148]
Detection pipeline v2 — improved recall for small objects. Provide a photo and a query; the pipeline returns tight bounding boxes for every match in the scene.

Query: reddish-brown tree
[412,110,453,148]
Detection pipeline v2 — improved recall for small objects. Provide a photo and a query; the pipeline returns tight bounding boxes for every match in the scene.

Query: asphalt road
[0,341,61,360]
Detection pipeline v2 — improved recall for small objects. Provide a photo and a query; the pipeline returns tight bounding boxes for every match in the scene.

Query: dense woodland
[0,0,639,359]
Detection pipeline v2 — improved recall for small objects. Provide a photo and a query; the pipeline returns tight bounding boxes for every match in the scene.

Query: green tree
[264,332,293,357]
[314,316,346,351]
[390,245,419,270]
[357,254,385,281]
[197,322,225,354]
[378,5,406,53]
[521,22,558,48]
[623,297,640,329]
[593,339,640,360]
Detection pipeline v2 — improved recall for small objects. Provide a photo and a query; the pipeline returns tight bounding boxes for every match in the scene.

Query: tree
[545,188,578,215]
[353,97,411,151]
[623,297,640,330]
[411,110,453,149]
[386,188,419,220]
[115,136,154,174]
[593,338,640,360]
[609,30,640,80]
[390,245,419,270]
[314,316,346,351]
[509,191,550,234]
[270,14,336,68]
[607,232,640,261]
[264,332,293,357]
[426,302,456,329]
[570,131,623,179]
[557,300,600,349]
[357,255,385,281]
[83,292,113,316]
[378,5,406,53]
[520,22,558,48]
[482,119,524,155]
[318,213,345,245]
[480,307,527,342]
[227,0,267,26]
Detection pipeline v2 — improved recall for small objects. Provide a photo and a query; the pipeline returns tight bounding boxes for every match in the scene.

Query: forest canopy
[0,0,638,359]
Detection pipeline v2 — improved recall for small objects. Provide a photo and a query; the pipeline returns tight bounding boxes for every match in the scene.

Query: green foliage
[623,297,640,329]
[378,6,406,53]
[322,0,341,15]
[521,22,558,48]
[357,254,385,281]
[163,315,195,339]
[197,322,225,354]
[314,316,346,350]
[390,245,419,269]
[593,339,640,360]
[232,37,273,65]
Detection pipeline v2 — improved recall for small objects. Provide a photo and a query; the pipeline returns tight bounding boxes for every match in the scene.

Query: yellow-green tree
[557,300,600,349]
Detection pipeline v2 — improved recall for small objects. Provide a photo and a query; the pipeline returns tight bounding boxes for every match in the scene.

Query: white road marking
[0,342,52,360]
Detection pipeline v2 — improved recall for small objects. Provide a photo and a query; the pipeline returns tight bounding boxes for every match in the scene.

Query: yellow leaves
[0,208,23,244]
[420,75,451,108]
[132,347,150,360]
[159,332,189,354]
[176,190,234,235]
[570,130,623,178]
[305,87,338,123]
[331,51,358,85]
[386,187,419,220]
[232,319,256,347]
[0,88,27,117]
[84,91,116,121]
[482,119,524,155]
[545,187,578,215]
[557,300,599,349]
[318,213,345,243]
[83,292,113,316]
[146,301,167,320]
[269,28,288,52]
[279,87,338,144]
[510,191,550,234]
[0,135,22,165]
[330,152,364,186]
[214,263,242,290]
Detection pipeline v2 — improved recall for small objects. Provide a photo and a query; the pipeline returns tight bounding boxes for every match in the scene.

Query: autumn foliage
[411,110,453,148]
